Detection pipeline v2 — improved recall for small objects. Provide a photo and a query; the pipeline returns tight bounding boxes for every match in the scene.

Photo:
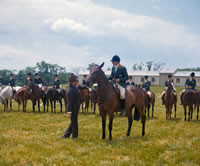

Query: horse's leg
[188,106,191,121]
[148,105,150,117]
[197,104,199,120]
[108,114,114,140]
[37,100,40,112]
[126,107,133,136]
[174,103,177,118]
[47,100,49,112]
[138,106,146,136]
[54,100,56,113]
[50,100,53,113]
[32,100,35,112]
[10,99,12,111]
[184,105,187,121]
[25,100,27,112]
[60,100,62,113]
[101,111,106,140]
[152,103,154,118]
[191,105,193,120]
[94,103,96,114]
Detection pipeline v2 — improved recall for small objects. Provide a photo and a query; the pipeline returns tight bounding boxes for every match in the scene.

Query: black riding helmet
[111,55,120,62]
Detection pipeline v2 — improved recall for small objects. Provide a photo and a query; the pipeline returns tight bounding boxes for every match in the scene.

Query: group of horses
[0,80,98,115]
[1,64,199,141]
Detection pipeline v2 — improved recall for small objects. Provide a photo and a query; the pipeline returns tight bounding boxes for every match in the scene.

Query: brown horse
[14,87,31,112]
[182,90,199,121]
[87,63,146,140]
[144,91,155,118]
[90,86,99,114]
[164,81,176,120]
[78,86,90,114]
[28,81,42,112]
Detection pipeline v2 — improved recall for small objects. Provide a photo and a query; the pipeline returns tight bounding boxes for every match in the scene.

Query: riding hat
[168,74,172,78]
[190,72,195,77]
[144,75,148,79]
[111,55,120,62]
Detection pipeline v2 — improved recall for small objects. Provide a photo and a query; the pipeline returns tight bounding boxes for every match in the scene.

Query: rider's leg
[118,84,126,115]
[180,89,185,105]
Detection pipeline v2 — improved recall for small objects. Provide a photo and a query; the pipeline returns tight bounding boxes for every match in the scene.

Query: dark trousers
[63,114,78,139]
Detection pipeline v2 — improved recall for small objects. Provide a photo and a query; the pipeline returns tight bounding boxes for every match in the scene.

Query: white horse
[0,86,14,111]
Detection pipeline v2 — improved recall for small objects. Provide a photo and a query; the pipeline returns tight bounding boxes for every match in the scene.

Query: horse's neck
[97,71,115,100]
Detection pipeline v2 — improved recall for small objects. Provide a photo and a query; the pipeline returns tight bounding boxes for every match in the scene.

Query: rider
[142,75,152,103]
[25,73,32,86]
[108,55,128,115]
[0,74,4,86]
[126,76,135,86]
[53,74,61,92]
[8,74,15,87]
[161,74,177,105]
[34,73,43,88]
[180,72,196,105]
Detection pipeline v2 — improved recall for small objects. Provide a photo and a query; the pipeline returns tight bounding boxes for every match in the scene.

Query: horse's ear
[99,62,104,69]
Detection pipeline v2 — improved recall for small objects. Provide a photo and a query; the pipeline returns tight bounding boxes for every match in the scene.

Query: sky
[0,0,200,72]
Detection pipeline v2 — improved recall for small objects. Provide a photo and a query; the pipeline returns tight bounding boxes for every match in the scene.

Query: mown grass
[0,86,200,166]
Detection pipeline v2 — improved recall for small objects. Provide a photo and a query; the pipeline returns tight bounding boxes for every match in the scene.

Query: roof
[173,71,200,77]
[160,68,177,74]
[128,71,159,77]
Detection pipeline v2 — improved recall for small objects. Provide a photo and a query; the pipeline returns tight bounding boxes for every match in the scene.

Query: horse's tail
[134,107,140,121]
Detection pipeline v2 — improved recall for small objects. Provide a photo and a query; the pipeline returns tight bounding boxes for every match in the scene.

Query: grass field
[0,86,200,166]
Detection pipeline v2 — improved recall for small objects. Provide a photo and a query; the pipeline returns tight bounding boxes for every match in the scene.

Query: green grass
[0,86,200,166]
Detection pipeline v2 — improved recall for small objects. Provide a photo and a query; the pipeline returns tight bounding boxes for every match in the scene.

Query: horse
[90,86,99,114]
[28,81,42,112]
[0,86,14,111]
[44,88,65,113]
[87,63,146,140]
[164,81,176,120]
[78,85,90,114]
[182,90,199,121]
[14,87,31,112]
[144,91,155,118]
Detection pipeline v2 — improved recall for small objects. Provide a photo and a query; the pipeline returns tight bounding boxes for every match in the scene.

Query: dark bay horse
[87,63,146,140]
[164,81,176,120]
[44,88,65,113]
[144,91,155,118]
[78,86,90,114]
[28,81,42,112]
[14,87,31,112]
[182,90,199,121]
[90,86,99,114]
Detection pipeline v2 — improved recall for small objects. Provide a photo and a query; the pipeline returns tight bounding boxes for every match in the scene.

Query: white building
[79,69,200,87]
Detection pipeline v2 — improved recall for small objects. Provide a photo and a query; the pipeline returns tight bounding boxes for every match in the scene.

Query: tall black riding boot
[120,99,125,116]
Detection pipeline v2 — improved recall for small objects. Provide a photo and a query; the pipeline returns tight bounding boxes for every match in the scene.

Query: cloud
[0,0,199,70]
[50,18,88,33]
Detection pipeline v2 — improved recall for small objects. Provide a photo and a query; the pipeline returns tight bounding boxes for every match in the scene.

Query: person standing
[62,74,81,139]
[126,76,135,85]
[0,74,4,86]
[25,73,32,86]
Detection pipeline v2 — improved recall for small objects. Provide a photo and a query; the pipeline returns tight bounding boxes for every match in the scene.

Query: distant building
[79,69,200,87]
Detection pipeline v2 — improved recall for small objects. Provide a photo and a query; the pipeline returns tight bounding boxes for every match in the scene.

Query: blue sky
[0,0,199,72]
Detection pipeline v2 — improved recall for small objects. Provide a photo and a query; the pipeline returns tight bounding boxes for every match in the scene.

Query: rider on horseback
[25,73,32,86]
[126,76,135,85]
[53,74,61,93]
[161,74,177,105]
[34,73,43,88]
[180,72,196,105]
[8,74,15,88]
[108,55,128,115]
[142,75,152,103]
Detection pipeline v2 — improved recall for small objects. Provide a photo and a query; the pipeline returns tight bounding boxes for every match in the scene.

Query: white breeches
[38,84,42,88]
[146,91,152,98]
[117,84,125,100]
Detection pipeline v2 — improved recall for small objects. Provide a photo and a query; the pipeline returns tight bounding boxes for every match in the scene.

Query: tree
[87,63,97,70]
[146,61,153,71]
[153,63,166,71]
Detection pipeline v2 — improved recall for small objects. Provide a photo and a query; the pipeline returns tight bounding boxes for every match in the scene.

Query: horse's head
[27,80,33,90]
[87,62,104,86]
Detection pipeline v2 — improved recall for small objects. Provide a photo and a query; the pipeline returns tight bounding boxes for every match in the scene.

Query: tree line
[0,61,70,86]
